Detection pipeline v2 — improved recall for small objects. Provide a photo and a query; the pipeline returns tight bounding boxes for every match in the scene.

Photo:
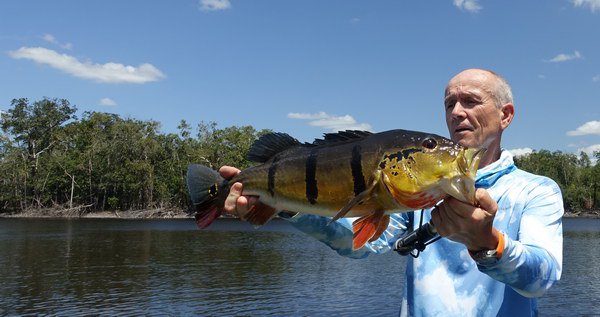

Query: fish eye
[422,138,437,150]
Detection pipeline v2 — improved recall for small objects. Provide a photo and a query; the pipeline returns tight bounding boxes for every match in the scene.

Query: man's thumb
[476,188,497,216]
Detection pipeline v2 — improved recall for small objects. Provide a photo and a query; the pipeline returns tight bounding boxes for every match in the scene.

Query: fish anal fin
[195,207,222,229]
[352,210,384,250]
[369,214,390,242]
[243,203,278,226]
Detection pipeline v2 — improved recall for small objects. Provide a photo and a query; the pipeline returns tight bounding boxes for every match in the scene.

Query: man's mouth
[454,127,473,133]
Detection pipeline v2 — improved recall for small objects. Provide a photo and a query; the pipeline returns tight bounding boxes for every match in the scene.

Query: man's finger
[434,203,459,237]
[430,206,444,236]
[444,197,471,219]
[219,165,241,180]
[475,188,497,216]
[224,182,244,213]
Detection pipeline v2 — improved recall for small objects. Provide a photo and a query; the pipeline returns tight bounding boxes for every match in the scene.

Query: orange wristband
[495,230,505,259]
[468,230,505,259]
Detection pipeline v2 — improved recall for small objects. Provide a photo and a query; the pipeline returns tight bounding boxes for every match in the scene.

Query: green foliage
[514,150,600,212]
[0,98,270,214]
[0,98,77,209]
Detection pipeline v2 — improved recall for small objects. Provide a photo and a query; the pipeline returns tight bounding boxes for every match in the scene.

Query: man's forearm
[476,232,562,297]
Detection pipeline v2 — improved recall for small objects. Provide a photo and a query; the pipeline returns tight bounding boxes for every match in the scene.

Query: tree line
[0,98,269,214]
[514,149,599,213]
[0,98,598,215]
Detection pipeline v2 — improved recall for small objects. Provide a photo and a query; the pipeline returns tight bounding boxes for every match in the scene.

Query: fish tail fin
[352,211,388,250]
[187,164,229,229]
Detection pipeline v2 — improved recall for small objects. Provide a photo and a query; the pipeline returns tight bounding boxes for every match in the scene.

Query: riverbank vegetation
[1,98,598,218]
[0,98,268,216]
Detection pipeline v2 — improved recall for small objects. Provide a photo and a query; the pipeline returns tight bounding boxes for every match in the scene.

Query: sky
[1,0,599,159]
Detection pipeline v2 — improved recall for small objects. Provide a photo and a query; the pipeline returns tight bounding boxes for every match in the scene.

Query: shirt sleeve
[478,177,564,298]
[281,212,411,259]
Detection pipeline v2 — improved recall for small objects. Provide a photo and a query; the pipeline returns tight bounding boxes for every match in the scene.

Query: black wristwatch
[471,249,499,266]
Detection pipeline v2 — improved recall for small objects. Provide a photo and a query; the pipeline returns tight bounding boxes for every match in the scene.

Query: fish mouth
[441,147,486,205]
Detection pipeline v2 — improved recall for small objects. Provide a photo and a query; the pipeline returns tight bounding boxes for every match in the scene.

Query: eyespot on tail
[186,164,228,229]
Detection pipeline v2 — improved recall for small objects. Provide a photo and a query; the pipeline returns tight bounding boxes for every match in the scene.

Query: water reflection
[0,217,598,316]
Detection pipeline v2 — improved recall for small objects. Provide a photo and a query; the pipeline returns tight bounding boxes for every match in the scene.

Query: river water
[0,217,598,316]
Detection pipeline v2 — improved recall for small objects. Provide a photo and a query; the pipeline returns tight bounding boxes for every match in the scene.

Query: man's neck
[479,146,502,169]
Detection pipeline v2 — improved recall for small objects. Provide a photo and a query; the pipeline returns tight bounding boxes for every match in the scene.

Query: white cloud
[508,147,534,157]
[288,111,372,132]
[453,0,482,13]
[9,47,165,84]
[567,120,600,136]
[99,98,117,106]
[351,17,361,24]
[593,75,600,82]
[288,112,330,120]
[577,144,600,162]
[199,0,231,11]
[571,0,600,12]
[538,74,546,79]
[41,33,72,50]
[546,51,583,63]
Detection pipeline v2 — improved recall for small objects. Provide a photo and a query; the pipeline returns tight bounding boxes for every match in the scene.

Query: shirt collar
[475,150,516,188]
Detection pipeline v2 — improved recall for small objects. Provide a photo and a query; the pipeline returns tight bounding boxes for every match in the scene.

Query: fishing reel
[394,222,440,258]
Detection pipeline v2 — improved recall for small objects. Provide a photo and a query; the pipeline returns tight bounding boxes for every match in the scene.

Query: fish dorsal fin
[313,130,373,145]
[247,132,303,162]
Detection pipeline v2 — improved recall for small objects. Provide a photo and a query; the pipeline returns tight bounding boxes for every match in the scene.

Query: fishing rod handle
[394,222,439,256]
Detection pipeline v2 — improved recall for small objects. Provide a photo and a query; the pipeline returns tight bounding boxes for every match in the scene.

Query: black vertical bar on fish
[267,156,280,197]
[351,144,366,196]
[305,148,319,204]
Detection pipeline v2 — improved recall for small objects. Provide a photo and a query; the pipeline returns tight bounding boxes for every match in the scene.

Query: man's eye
[464,98,479,105]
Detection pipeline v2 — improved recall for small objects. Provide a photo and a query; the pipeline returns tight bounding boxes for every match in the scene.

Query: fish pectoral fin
[243,203,278,226]
[369,214,390,243]
[329,178,378,224]
[329,190,370,224]
[352,210,385,250]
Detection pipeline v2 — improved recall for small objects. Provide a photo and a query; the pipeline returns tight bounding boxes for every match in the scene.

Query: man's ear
[500,103,514,129]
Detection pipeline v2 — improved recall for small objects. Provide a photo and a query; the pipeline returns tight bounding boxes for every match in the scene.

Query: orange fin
[194,207,222,229]
[243,203,278,226]
[369,214,390,243]
[352,210,384,250]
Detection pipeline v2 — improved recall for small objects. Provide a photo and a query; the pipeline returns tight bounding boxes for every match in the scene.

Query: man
[219,69,563,316]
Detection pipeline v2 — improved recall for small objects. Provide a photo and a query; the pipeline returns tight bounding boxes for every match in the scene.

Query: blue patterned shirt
[284,150,563,316]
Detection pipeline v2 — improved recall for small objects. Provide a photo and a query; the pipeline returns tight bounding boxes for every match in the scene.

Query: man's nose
[451,102,467,119]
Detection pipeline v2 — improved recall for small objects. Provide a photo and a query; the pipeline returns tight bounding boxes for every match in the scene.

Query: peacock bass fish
[187,129,485,250]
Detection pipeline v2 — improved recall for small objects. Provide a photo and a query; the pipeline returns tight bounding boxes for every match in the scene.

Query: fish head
[380,134,485,208]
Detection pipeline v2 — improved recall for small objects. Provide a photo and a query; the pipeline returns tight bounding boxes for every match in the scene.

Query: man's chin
[452,134,475,148]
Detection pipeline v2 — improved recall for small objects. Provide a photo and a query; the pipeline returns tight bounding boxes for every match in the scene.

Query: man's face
[444,70,504,149]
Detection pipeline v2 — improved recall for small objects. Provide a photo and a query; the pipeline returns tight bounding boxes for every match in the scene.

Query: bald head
[447,69,513,109]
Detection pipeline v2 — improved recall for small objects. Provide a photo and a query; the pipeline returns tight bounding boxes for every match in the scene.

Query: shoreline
[0,209,191,220]
[1,210,599,220]
[563,211,600,219]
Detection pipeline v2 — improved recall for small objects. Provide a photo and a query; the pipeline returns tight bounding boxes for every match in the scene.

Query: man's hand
[431,188,500,252]
[218,166,275,220]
